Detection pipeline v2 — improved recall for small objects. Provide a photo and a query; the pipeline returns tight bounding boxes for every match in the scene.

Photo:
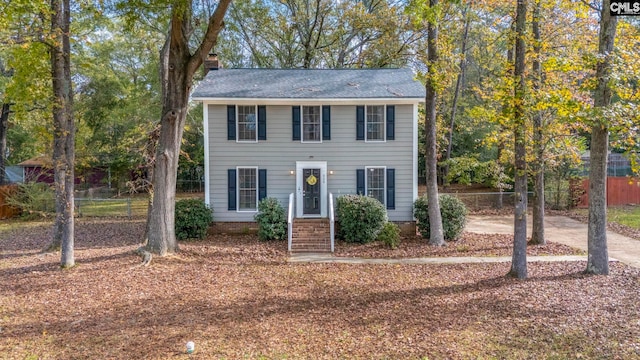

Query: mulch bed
[335,232,583,259]
[2,218,639,359]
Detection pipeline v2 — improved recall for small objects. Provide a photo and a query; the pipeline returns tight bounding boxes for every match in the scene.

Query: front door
[303,168,321,215]
[296,161,327,218]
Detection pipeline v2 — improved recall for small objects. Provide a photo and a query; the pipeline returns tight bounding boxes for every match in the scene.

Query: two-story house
[192,66,425,251]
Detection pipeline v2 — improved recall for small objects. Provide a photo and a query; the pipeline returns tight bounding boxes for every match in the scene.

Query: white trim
[236,166,259,213]
[364,104,387,143]
[236,105,258,143]
[300,105,322,143]
[413,103,419,204]
[365,166,387,206]
[295,161,328,218]
[203,104,210,207]
[195,98,422,106]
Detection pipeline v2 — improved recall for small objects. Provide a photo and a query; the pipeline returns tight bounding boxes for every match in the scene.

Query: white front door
[296,161,327,218]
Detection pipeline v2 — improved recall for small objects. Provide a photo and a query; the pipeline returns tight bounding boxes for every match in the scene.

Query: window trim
[236,166,259,212]
[300,105,323,143]
[236,105,258,143]
[365,166,387,206]
[365,105,386,143]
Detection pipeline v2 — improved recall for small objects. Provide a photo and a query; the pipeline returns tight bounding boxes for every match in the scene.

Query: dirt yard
[1,219,640,359]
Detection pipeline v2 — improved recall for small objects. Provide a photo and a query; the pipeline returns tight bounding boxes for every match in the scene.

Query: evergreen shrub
[254,197,287,241]
[175,199,212,240]
[336,194,387,243]
[414,194,467,241]
[377,222,401,249]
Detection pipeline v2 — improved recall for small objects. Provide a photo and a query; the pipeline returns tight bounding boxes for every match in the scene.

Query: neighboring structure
[192,67,425,245]
[16,155,108,189]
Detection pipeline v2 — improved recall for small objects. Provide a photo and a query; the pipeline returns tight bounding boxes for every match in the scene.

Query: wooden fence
[575,177,640,207]
[0,185,20,219]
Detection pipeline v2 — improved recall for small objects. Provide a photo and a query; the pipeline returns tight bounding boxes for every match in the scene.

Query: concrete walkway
[289,215,639,268]
[289,253,588,264]
[466,215,639,268]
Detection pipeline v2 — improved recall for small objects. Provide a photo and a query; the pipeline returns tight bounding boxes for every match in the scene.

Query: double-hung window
[237,105,257,142]
[366,167,386,205]
[366,105,385,141]
[237,167,257,211]
[302,105,321,142]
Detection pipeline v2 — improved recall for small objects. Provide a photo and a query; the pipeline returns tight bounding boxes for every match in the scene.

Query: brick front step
[291,218,332,253]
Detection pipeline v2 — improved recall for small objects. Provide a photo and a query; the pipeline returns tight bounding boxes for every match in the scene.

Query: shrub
[414,194,467,241]
[377,222,401,249]
[254,197,287,241]
[5,182,55,218]
[336,194,387,243]
[175,199,212,240]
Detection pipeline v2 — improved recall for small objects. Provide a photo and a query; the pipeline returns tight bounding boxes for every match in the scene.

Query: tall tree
[530,0,545,245]
[508,0,527,279]
[586,0,617,275]
[0,103,10,184]
[144,0,231,256]
[443,4,471,185]
[49,0,75,267]
[424,0,445,246]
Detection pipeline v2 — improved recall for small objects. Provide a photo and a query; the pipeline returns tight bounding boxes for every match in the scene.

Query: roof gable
[192,68,425,100]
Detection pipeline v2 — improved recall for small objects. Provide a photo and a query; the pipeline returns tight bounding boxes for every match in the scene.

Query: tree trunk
[530,0,545,245]
[144,0,230,256]
[508,0,527,279]
[443,6,471,187]
[49,0,75,268]
[586,0,617,275]
[0,103,10,185]
[425,0,444,246]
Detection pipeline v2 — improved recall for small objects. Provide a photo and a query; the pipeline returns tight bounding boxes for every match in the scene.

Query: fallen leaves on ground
[335,232,584,259]
[1,218,639,360]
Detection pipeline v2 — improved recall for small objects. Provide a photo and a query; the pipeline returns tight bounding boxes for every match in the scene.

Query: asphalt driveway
[466,215,640,269]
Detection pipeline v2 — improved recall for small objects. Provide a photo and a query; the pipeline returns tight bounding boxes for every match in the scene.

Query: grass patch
[608,205,640,230]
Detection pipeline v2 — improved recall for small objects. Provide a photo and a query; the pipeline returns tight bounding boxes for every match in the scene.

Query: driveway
[466,215,640,269]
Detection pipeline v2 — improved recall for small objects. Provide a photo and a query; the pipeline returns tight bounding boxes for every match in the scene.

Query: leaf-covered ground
[1,219,640,359]
[334,232,583,259]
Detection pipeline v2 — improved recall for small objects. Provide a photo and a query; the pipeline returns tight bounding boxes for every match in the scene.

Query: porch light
[329,170,334,175]
[290,170,295,175]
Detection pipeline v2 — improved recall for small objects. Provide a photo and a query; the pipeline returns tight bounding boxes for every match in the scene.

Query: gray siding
[207,104,416,222]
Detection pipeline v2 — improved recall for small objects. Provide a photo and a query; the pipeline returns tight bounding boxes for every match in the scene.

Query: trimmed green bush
[254,197,287,241]
[378,222,401,249]
[414,194,467,241]
[336,194,387,243]
[175,199,213,240]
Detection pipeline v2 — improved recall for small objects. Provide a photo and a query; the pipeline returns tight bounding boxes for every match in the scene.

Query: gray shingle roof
[192,68,425,100]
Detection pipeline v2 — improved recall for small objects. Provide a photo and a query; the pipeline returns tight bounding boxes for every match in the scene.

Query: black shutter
[292,106,301,141]
[356,105,365,140]
[386,105,395,140]
[322,105,331,140]
[257,105,267,140]
[356,169,365,195]
[386,168,395,210]
[258,169,267,201]
[228,169,236,210]
[227,105,236,140]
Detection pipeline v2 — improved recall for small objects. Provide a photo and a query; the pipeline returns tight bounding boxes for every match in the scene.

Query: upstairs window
[366,105,385,141]
[237,105,257,142]
[302,106,321,142]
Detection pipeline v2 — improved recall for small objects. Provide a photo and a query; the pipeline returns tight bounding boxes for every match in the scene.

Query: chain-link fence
[442,190,573,211]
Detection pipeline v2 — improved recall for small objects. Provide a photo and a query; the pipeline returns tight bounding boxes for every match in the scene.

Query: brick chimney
[203,53,219,75]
